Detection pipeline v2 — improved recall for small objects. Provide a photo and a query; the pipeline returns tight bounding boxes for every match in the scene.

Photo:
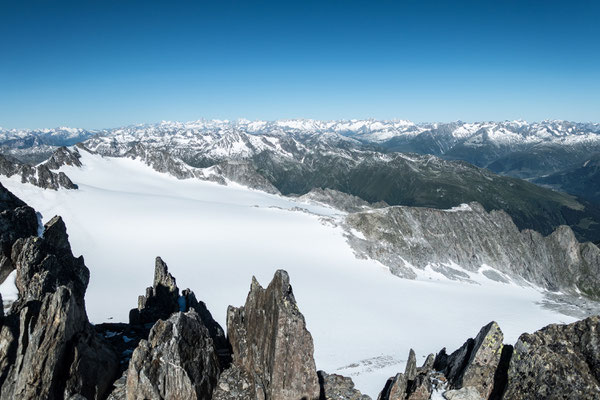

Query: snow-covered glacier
[0,150,580,397]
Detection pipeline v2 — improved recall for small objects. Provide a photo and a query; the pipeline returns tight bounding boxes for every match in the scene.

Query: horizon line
[3,118,600,132]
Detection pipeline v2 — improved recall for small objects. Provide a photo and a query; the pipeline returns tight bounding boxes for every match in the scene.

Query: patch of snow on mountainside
[0,150,578,398]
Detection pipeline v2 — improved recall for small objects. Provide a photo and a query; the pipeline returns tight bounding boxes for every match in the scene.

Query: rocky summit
[0,184,599,400]
[215,270,321,400]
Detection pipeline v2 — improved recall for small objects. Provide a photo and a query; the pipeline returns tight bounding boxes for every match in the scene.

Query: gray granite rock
[0,183,38,283]
[0,213,118,400]
[503,315,600,399]
[443,387,483,400]
[219,270,320,400]
[346,202,600,299]
[129,257,180,327]
[0,153,78,190]
[127,257,231,369]
[44,146,82,170]
[379,349,440,400]
[318,371,371,400]
[125,310,220,400]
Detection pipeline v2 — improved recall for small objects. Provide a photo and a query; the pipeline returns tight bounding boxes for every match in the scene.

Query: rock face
[0,182,38,282]
[212,160,280,194]
[346,202,600,299]
[215,270,321,400]
[44,146,83,170]
[298,187,387,213]
[128,257,230,366]
[503,316,600,399]
[443,387,483,400]
[0,211,118,399]
[318,371,371,400]
[0,153,78,190]
[129,257,180,327]
[378,349,443,400]
[125,310,220,400]
[435,322,504,399]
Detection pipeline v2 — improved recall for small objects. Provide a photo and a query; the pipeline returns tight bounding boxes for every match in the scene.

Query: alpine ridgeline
[344,202,600,302]
[3,120,600,242]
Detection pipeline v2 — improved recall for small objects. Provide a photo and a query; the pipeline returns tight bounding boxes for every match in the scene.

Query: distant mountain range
[1,119,600,242]
[3,119,600,167]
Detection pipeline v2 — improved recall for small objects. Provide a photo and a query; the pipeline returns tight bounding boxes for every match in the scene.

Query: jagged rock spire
[214,270,321,400]
[0,184,118,400]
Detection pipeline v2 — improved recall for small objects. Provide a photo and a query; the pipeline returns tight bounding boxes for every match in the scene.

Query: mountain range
[2,120,600,397]
[2,119,599,243]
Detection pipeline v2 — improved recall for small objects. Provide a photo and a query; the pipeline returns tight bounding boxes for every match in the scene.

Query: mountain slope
[534,153,600,205]
[345,202,600,299]
[249,150,600,242]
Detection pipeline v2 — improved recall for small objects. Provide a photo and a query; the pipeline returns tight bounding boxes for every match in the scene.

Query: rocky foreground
[0,183,599,399]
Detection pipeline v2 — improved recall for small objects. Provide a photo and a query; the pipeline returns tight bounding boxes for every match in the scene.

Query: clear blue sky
[1,0,599,129]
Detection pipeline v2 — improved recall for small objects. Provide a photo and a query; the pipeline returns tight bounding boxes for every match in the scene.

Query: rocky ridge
[0,146,79,190]
[345,202,600,300]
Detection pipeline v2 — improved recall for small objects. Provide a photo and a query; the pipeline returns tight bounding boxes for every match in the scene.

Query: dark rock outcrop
[125,310,220,400]
[0,213,118,399]
[503,316,600,399]
[380,317,600,399]
[437,322,503,399]
[379,349,443,400]
[44,146,83,170]
[215,270,321,400]
[0,182,38,283]
[129,257,180,327]
[0,153,78,190]
[318,371,371,400]
[378,372,407,400]
[128,257,230,367]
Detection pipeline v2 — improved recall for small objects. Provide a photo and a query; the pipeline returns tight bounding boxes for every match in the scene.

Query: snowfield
[1,151,577,397]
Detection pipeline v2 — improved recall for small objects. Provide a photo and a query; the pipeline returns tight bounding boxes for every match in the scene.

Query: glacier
[0,150,579,397]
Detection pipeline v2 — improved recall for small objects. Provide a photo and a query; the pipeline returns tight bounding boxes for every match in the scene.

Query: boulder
[379,349,439,400]
[443,387,483,400]
[503,315,600,399]
[318,371,371,400]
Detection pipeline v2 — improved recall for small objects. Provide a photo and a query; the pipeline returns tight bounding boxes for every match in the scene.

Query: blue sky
[1,0,599,129]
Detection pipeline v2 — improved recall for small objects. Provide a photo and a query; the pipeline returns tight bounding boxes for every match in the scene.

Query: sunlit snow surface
[1,151,576,397]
